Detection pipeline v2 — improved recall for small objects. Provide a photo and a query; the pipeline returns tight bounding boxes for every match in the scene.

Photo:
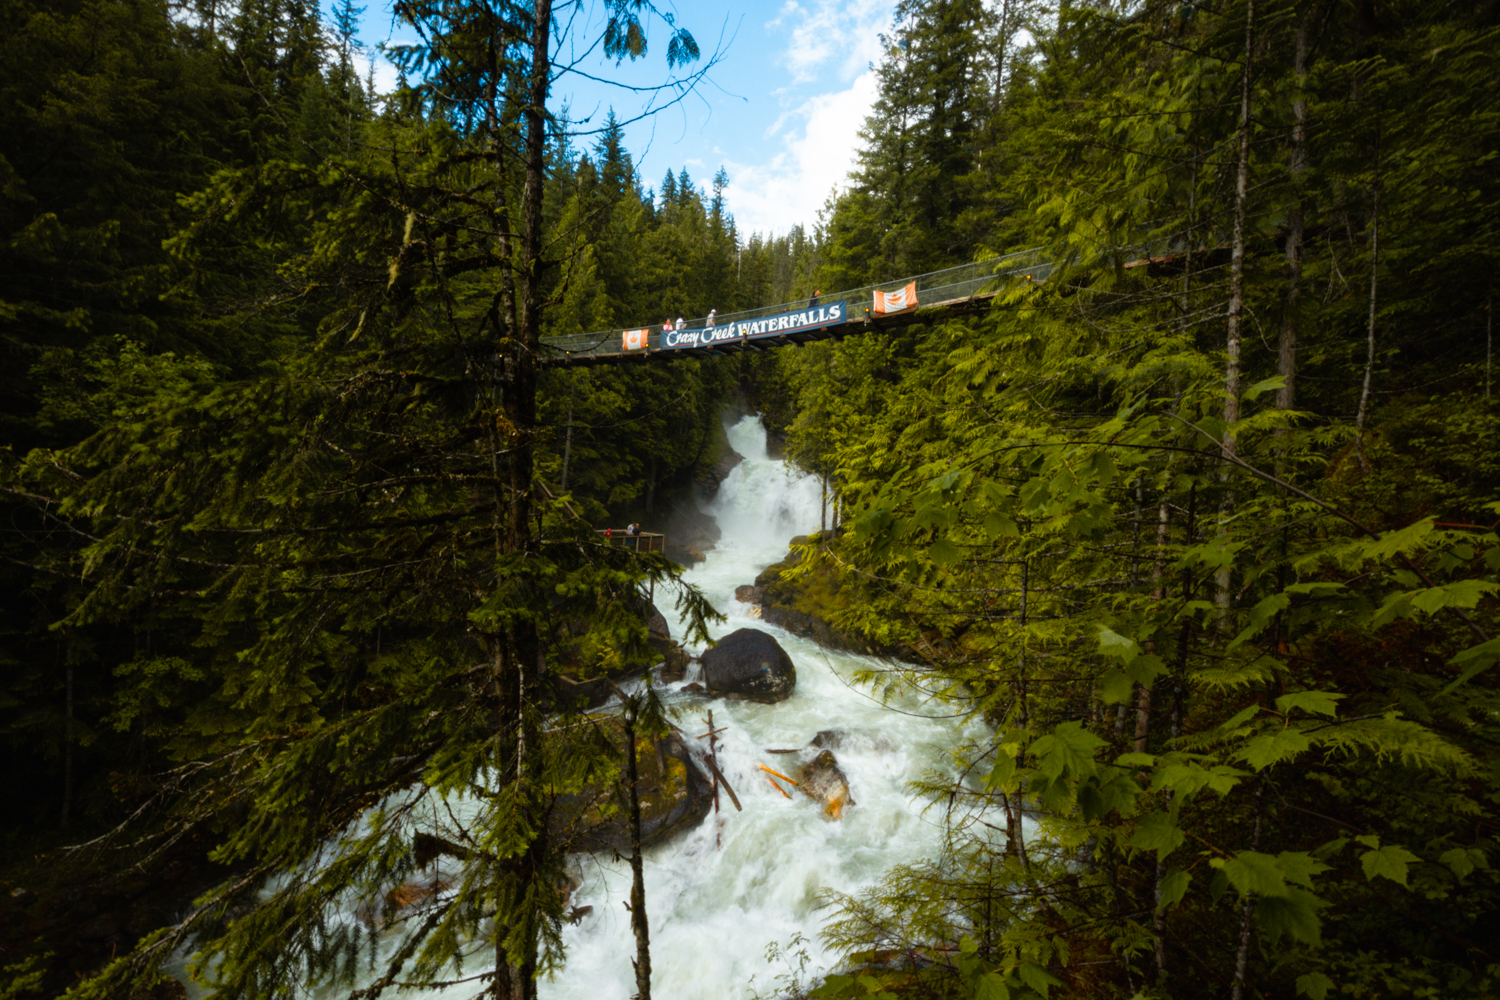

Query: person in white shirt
[706,308,717,328]
[675,317,685,330]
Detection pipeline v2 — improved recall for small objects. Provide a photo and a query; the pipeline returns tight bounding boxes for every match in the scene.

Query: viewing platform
[597,530,666,554]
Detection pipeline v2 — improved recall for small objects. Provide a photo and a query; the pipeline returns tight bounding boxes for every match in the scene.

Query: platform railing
[596,530,666,554]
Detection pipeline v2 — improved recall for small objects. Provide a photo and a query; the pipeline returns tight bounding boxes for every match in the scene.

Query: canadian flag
[872,282,918,315]
[621,327,649,351]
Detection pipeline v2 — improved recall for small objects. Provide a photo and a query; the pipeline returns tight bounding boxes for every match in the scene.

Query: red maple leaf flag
[621,327,649,351]
[872,281,918,315]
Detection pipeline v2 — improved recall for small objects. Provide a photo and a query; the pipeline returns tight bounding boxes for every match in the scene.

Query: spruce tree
[4,3,717,999]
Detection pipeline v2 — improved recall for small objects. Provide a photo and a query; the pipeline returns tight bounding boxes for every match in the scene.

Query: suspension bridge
[540,246,1055,367]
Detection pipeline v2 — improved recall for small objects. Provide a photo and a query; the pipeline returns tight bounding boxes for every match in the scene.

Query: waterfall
[541,416,972,999]
[170,416,974,999]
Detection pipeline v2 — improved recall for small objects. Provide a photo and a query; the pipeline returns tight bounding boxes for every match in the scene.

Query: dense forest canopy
[1,0,1497,998]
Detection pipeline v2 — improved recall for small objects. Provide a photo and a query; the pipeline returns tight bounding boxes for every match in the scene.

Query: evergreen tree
[2,3,716,998]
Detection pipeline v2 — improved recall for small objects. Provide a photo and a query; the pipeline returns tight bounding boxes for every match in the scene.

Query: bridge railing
[541,245,1055,362]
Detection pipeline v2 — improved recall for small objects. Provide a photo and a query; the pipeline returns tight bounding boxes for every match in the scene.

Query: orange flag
[621,327,649,351]
[872,281,918,315]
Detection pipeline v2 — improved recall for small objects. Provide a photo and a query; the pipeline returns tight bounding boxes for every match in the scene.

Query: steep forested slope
[764,1,1500,998]
[0,2,758,994]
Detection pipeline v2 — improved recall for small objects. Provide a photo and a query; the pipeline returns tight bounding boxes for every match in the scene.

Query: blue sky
[346,0,894,236]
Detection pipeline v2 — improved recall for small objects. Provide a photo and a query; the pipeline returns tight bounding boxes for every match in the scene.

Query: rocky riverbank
[733,534,890,656]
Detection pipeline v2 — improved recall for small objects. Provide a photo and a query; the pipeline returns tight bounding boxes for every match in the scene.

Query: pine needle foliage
[776,1,1500,997]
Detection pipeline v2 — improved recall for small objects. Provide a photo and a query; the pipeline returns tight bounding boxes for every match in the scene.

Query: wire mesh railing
[540,245,1055,362]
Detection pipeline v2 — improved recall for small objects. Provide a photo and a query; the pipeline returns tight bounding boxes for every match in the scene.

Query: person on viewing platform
[662,319,671,335]
[675,317,685,330]
[604,527,613,541]
[809,289,821,307]
[706,308,716,328]
[626,522,640,549]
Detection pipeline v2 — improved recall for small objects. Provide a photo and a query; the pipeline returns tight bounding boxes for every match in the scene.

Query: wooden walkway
[540,247,1053,367]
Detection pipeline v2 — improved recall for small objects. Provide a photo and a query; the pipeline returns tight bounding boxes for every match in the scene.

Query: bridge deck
[540,247,1053,367]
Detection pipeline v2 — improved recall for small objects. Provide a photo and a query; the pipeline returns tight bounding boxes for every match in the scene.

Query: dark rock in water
[639,595,671,658]
[659,642,690,682]
[662,499,721,567]
[551,665,640,711]
[765,424,789,460]
[700,628,796,703]
[684,681,706,695]
[734,584,762,604]
[549,596,674,709]
[811,729,896,754]
[799,749,855,819]
[694,418,744,500]
[553,730,714,853]
[753,539,894,656]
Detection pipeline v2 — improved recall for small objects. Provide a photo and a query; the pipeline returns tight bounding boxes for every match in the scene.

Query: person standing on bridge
[706,308,716,328]
[662,318,672,336]
[809,289,821,308]
[675,316,685,331]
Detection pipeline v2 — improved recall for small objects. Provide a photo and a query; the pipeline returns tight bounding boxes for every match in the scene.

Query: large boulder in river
[700,628,796,703]
[552,729,714,854]
[800,749,855,819]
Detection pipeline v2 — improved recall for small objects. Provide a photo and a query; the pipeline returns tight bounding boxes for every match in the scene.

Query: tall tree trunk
[1218,0,1255,618]
[624,707,652,1000]
[1278,11,1310,421]
[496,5,554,997]
[1223,0,1255,447]
[1355,162,1379,472]
[1229,775,1266,1000]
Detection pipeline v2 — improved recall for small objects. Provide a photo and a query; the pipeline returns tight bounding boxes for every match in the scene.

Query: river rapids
[542,415,973,999]
[171,415,977,999]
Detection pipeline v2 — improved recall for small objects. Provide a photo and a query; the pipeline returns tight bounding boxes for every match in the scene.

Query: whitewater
[169,415,976,999]
[538,415,974,999]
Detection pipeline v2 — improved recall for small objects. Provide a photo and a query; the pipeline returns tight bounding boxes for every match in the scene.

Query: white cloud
[355,49,402,95]
[723,68,879,236]
[714,0,892,234]
[774,0,890,84]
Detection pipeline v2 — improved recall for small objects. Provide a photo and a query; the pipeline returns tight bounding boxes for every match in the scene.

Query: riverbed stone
[799,749,855,819]
[699,628,797,703]
[552,729,714,853]
[659,641,691,682]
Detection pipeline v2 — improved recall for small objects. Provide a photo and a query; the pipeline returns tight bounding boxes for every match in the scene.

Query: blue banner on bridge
[661,300,848,350]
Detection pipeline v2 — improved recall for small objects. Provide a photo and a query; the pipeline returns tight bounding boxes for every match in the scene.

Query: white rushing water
[172,416,972,999]
[541,415,971,1000]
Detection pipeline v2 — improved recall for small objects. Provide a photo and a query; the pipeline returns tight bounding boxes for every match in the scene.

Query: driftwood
[757,763,799,786]
[699,750,742,812]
